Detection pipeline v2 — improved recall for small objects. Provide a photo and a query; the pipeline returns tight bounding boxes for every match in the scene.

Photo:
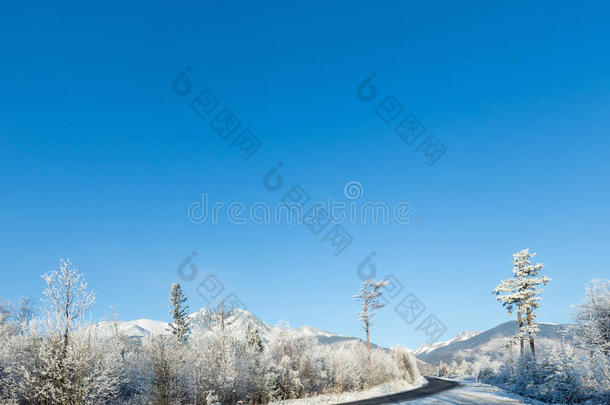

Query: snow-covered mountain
[414,321,577,366]
[91,308,437,374]
[413,331,481,356]
[91,308,362,348]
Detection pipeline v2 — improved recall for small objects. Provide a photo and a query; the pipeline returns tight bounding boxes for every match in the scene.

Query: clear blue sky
[1,0,609,348]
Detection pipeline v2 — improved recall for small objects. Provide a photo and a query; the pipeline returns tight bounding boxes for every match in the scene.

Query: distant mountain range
[91,309,577,373]
[413,321,577,366]
[90,308,371,349]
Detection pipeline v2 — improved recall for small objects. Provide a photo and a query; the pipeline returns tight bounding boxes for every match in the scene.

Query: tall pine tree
[168,283,190,342]
[493,249,551,356]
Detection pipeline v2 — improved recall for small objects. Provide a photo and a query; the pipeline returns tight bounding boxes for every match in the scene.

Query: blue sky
[1,0,609,348]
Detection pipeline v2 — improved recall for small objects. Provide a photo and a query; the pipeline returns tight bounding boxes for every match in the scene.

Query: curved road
[336,377,460,405]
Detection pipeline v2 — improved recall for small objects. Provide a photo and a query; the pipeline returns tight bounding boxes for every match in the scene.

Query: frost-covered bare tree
[353,279,389,363]
[14,296,35,332]
[198,299,240,403]
[574,279,610,356]
[574,278,610,394]
[494,249,550,356]
[0,300,10,325]
[8,259,122,405]
[143,335,188,405]
[42,258,96,355]
[0,299,17,403]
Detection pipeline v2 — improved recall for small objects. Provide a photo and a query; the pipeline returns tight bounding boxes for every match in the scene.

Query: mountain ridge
[91,308,366,349]
[413,320,577,366]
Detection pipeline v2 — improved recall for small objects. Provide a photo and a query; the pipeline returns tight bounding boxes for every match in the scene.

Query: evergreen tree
[513,249,551,356]
[168,283,190,342]
[493,275,526,355]
[493,249,550,356]
[246,323,264,354]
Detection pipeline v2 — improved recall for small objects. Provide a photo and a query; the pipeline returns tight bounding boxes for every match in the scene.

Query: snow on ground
[269,378,552,405]
[400,380,547,405]
[269,377,427,405]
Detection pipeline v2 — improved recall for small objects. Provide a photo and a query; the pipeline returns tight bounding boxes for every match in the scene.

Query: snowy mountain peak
[290,325,339,339]
[413,330,481,355]
[414,321,577,366]
[92,308,364,349]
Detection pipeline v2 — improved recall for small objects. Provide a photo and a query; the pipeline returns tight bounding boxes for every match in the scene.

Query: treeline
[0,260,420,405]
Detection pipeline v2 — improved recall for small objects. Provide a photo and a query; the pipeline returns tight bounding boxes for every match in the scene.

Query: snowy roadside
[400,379,550,405]
[269,377,428,405]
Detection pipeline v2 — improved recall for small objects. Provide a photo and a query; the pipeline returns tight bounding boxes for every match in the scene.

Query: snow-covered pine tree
[246,322,264,354]
[493,249,550,356]
[353,279,389,363]
[493,276,526,355]
[242,323,266,403]
[168,283,190,342]
[513,249,551,356]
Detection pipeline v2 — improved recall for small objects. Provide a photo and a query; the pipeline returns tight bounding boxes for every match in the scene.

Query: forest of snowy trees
[1,253,608,404]
[0,260,420,405]
[435,250,610,404]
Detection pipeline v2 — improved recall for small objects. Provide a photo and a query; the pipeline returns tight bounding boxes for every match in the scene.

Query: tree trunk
[364,301,371,365]
[366,321,370,361]
[526,307,536,356]
[517,311,524,356]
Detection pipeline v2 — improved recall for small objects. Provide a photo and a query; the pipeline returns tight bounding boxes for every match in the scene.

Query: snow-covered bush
[391,346,421,383]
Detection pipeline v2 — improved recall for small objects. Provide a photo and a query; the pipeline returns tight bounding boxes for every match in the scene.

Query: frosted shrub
[142,335,189,405]
[391,346,421,384]
[367,348,400,386]
[329,346,365,391]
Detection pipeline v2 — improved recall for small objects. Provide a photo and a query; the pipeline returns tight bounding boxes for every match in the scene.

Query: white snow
[269,377,427,405]
[268,379,546,405]
[395,380,546,405]
[290,325,339,339]
[89,318,170,338]
[413,331,481,355]
[91,308,362,347]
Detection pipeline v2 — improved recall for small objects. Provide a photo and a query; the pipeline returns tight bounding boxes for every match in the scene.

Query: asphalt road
[335,377,460,405]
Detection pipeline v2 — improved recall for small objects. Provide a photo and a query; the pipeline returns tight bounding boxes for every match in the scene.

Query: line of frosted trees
[0,260,420,405]
[437,249,610,404]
